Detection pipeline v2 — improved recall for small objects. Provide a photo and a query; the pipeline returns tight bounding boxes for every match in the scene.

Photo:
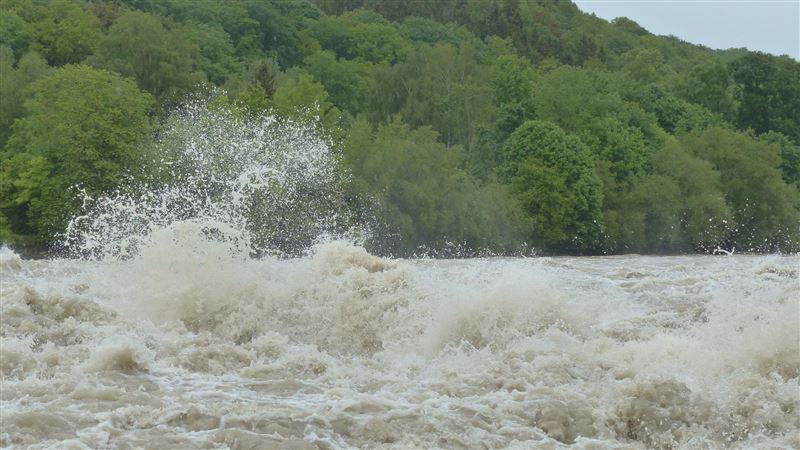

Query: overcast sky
[573,0,800,60]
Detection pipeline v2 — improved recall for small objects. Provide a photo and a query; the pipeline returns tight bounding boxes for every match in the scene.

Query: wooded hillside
[1,0,798,255]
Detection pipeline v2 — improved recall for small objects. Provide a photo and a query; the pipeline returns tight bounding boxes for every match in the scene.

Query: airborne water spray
[62,99,361,260]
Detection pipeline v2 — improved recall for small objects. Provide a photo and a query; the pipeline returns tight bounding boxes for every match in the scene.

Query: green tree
[679,57,737,120]
[760,131,800,188]
[500,120,604,252]
[26,0,102,66]
[398,16,473,46]
[651,139,733,250]
[622,48,666,84]
[466,52,535,180]
[270,72,341,124]
[0,9,31,58]
[582,115,651,252]
[730,53,800,141]
[248,0,321,65]
[623,174,683,251]
[564,31,605,66]
[600,137,735,253]
[236,71,342,134]
[344,118,522,254]
[642,86,728,134]
[125,0,263,57]
[581,116,649,183]
[309,9,410,64]
[179,22,240,86]
[90,10,203,101]
[490,54,536,137]
[303,50,375,115]
[0,47,51,147]
[681,127,800,251]
[516,1,563,61]
[531,66,620,133]
[393,41,494,148]
[1,65,154,241]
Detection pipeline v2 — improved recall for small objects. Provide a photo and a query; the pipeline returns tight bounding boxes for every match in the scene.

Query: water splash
[62,99,358,260]
[2,247,798,448]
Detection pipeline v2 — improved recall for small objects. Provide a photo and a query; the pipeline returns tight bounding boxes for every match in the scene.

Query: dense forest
[1,0,799,256]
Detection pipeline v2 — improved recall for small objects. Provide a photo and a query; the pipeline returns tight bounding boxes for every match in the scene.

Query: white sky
[573,0,800,60]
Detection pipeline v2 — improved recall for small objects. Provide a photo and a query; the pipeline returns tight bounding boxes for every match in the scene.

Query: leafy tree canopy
[1,65,153,241]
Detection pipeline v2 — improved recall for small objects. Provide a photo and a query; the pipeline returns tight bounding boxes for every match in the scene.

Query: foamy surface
[1,244,798,449]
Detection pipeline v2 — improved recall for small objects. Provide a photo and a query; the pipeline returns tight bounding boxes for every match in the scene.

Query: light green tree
[27,0,102,65]
[1,65,154,241]
[303,50,375,116]
[491,54,536,137]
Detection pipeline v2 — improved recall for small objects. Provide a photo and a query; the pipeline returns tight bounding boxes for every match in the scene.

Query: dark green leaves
[501,120,604,252]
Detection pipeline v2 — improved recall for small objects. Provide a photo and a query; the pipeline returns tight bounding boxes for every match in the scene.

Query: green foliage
[0,9,31,57]
[642,87,728,134]
[622,48,666,84]
[679,127,800,251]
[234,70,343,139]
[270,72,342,126]
[391,41,494,149]
[651,139,733,250]
[309,10,409,64]
[26,0,102,66]
[678,57,737,120]
[600,138,735,253]
[0,212,13,242]
[239,0,321,66]
[179,23,239,85]
[760,131,800,188]
[303,50,375,115]
[611,17,649,37]
[500,120,603,252]
[580,116,649,183]
[564,31,605,66]
[115,0,320,66]
[398,17,474,46]
[90,10,203,100]
[490,54,536,136]
[0,0,796,255]
[121,0,263,56]
[344,118,522,254]
[531,66,621,133]
[626,174,683,250]
[0,47,51,147]
[1,65,154,241]
[731,53,800,141]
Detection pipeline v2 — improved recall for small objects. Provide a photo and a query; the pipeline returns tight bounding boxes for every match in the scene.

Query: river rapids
[2,246,799,449]
[1,104,799,449]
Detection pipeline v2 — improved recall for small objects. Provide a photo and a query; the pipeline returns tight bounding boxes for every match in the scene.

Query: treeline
[1,0,798,255]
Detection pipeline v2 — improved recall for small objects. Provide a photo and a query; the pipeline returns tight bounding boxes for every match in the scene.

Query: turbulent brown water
[2,103,799,448]
[2,246,798,449]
